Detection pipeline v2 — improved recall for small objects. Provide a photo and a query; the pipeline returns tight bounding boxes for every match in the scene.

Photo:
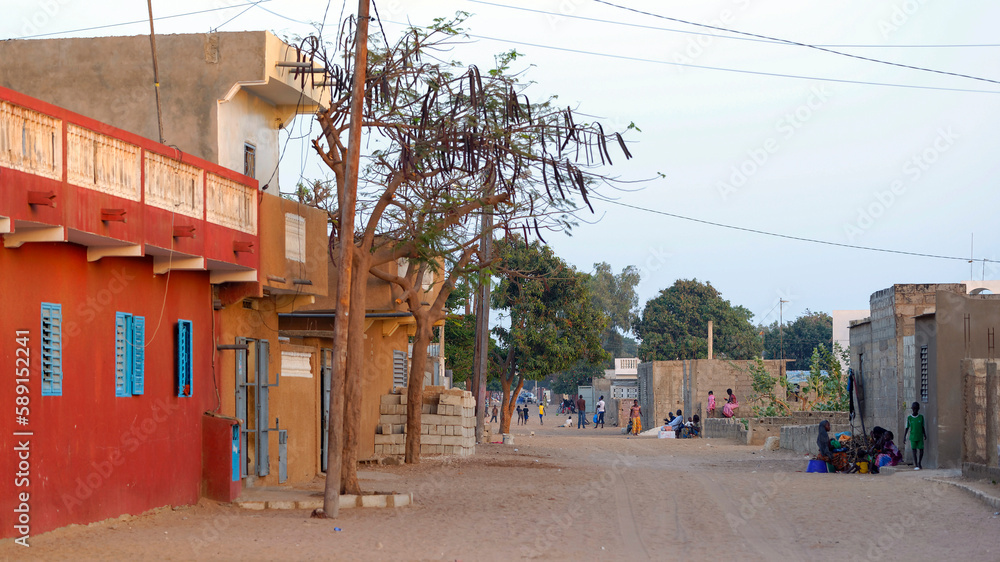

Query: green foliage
[760,310,832,370]
[492,237,610,383]
[552,360,604,395]
[635,279,762,361]
[740,357,789,418]
[803,343,850,411]
[587,262,641,363]
[443,314,476,385]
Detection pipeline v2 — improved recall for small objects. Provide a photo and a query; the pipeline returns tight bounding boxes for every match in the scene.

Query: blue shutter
[131,315,145,395]
[177,320,193,397]
[115,312,130,397]
[40,303,63,396]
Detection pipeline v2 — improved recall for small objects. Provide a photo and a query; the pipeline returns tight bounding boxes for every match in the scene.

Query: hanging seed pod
[616,132,633,159]
[597,123,612,165]
[534,218,547,244]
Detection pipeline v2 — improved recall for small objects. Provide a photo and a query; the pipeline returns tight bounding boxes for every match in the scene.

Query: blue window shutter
[40,303,63,396]
[177,320,193,397]
[131,315,145,395]
[115,312,130,397]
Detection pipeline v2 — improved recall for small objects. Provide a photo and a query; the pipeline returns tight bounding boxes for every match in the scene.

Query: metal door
[320,348,332,472]
[235,337,249,478]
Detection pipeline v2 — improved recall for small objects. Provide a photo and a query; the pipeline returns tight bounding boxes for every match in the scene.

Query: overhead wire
[8,0,276,40]
[589,194,1000,264]
[590,0,1000,86]
[467,1,1000,49]
[375,19,1000,95]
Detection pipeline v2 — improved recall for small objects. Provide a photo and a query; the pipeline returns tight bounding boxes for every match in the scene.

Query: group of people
[663,410,701,438]
[498,402,547,425]
[814,402,927,473]
[706,389,739,418]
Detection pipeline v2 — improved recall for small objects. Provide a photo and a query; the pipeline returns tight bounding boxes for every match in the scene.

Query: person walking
[903,401,927,470]
[538,402,545,425]
[576,394,587,429]
[490,405,498,423]
[595,396,606,428]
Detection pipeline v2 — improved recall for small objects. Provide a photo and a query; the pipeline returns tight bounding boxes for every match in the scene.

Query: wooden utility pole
[472,209,493,443]
[322,0,369,518]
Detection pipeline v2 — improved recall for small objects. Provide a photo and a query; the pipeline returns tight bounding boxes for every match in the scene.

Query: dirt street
[4,422,1000,561]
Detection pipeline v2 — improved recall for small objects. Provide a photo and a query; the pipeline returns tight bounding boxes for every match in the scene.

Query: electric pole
[322,0,369,519]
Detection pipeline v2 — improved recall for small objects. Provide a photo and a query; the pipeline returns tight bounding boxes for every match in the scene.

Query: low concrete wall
[704,418,748,444]
[963,462,1000,482]
[780,423,851,455]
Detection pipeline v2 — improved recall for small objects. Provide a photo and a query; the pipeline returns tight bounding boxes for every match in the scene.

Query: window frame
[115,312,145,397]
[40,302,63,396]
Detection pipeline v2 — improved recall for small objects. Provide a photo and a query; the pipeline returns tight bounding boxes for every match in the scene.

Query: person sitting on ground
[678,414,701,438]
[874,430,902,468]
[668,409,684,433]
[563,416,574,428]
[816,420,848,472]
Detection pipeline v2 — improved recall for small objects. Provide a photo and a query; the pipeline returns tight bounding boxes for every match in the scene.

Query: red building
[1,86,258,540]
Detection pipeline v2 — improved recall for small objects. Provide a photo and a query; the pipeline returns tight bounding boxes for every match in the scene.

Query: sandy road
[3,424,1000,561]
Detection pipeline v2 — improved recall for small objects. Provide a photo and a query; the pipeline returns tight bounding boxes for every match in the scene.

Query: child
[903,401,927,470]
[516,405,523,426]
[722,388,739,418]
[538,402,545,425]
[707,391,716,418]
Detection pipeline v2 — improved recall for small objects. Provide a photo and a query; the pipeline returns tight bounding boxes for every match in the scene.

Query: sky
[5,0,1000,329]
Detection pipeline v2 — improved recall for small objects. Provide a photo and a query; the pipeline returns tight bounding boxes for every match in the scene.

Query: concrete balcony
[0,86,258,283]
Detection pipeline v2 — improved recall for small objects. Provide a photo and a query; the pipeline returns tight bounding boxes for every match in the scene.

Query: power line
[591,195,1000,264]
[448,29,1000,95]
[8,0,276,40]
[591,0,1000,86]
[467,1,1000,49]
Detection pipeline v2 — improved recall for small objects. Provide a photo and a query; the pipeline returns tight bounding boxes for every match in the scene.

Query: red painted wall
[0,241,218,539]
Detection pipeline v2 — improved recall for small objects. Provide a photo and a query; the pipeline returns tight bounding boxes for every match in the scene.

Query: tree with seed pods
[297,13,634,486]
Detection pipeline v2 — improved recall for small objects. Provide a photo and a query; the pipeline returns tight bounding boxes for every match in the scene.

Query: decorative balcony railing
[1,94,257,235]
[0,99,62,180]
[144,151,204,219]
[207,173,257,234]
[67,124,142,201]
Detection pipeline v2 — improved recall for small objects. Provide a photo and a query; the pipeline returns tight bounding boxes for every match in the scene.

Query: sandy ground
[4,421,1000,561]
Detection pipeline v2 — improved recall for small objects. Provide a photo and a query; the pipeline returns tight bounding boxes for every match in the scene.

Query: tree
[551,360,603,395]
[444,313,476,387]
[588,262,641,361]
[801,343,850,411]
[760,310,832,370]
[492,237,609,433]
[635,279,761,361]
[305,13,634,469]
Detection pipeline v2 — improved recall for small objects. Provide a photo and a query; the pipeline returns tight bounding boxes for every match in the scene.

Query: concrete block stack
[374,387,476,458]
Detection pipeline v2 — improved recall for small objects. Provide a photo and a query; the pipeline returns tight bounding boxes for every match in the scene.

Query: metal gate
[235,338,280,479]
[320,348,332,472]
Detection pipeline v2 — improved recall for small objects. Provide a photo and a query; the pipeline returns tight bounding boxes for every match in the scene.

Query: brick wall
[374,387,476,458]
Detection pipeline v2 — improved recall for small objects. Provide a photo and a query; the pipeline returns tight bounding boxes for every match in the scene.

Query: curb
[235,492,413,511]
[927,478,1000,510]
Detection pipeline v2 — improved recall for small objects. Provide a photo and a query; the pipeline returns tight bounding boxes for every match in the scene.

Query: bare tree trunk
[322,0,369,518]
[405,319,433,463]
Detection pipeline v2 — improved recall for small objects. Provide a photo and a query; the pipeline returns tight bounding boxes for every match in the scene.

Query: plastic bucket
[807,459,828,473]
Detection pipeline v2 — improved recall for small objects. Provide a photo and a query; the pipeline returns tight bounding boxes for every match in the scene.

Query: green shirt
[906,414,925,445]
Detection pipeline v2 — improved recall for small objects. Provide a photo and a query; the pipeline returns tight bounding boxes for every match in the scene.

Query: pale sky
[5,0,999,328]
